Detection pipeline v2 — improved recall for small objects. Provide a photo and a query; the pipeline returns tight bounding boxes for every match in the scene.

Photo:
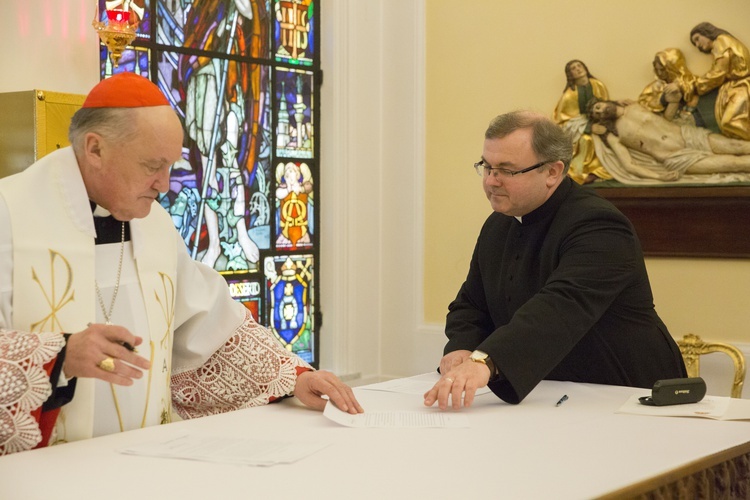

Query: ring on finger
[445,377,454,383]
[98,357,116,372]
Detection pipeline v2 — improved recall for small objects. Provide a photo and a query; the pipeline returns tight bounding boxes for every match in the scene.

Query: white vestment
[0,147,310,453]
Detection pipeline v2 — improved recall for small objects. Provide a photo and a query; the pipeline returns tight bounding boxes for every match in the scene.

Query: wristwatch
[470,350,498,380]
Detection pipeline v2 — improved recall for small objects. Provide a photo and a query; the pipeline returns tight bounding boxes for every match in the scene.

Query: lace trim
[171,310,312,419]
[0,330,65,455]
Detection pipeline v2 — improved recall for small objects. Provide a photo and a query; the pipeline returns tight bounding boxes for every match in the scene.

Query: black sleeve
[444,235,496,355]
[42,334,78,411]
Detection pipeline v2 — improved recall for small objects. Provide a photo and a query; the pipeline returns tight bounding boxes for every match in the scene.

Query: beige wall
[0,0,99,94]
[424,0,750,344]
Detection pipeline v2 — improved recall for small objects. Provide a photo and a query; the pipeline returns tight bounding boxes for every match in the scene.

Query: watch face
[471,350,488,362]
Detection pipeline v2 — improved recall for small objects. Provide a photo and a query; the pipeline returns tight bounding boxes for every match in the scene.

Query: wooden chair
[677,333,746,398]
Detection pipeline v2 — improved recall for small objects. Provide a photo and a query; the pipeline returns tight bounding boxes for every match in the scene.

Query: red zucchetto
[82,72,170,109]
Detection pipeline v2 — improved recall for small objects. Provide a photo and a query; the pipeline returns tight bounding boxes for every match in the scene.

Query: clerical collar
[90,201,131,244]
[515,177,574,225]
[93,203,112,218]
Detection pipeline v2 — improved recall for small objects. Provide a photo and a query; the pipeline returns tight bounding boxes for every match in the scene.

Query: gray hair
[68,107,140,153]
[485,111,572,173]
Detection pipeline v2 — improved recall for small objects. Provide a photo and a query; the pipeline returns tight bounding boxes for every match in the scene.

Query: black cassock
[445,177,686,404]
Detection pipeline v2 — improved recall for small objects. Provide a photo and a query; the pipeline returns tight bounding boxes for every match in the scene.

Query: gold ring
[445,377,454,383]
[98,357,116,372]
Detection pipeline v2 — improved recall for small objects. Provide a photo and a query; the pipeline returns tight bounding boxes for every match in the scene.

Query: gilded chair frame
[677,333,746,398]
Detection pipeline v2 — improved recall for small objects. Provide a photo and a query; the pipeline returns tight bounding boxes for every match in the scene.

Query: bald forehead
[133,105,180,123]
[131,106,182,135]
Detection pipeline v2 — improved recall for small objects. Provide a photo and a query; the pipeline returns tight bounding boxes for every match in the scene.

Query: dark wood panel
[592,186,750,258]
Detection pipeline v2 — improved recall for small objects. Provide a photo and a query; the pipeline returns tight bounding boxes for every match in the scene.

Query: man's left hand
[423,359,490,410]
[294,370,365,414]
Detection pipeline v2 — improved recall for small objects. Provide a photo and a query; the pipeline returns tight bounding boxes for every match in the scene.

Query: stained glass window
[98,0,320,365]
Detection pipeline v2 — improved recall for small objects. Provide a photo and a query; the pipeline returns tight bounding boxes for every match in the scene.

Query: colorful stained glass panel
[99,46,150,78]
[275,68,314,158]
[274,161,314,250]
[155,0,272,59]
[264,254,314,362]
[98,0,320,367]
[226,274,264,323]
[156,51,272,273]
[273,0,315,66]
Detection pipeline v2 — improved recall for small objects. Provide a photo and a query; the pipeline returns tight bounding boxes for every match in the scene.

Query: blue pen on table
[555,394,569,407]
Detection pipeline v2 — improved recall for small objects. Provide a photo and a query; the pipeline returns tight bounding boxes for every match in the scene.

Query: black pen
[555,394,568,407]
[88,322,137,352]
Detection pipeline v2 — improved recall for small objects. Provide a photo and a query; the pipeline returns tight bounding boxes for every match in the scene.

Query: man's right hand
[425,354,491,410]
[63,323,151,385]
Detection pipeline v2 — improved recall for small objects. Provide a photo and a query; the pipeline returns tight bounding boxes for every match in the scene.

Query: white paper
[615,394,750,421]
[119,435,329,466]
[324,402,469,428]
[359,374,491,396]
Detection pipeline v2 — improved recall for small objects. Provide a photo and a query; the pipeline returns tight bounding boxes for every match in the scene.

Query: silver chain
[95,221,126,325]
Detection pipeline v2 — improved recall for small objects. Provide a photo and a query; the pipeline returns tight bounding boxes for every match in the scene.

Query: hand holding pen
[62,322,151,385]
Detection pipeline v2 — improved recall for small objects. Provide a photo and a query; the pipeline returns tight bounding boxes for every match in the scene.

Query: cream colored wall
[0,0,99,94]
[424,0,750,344]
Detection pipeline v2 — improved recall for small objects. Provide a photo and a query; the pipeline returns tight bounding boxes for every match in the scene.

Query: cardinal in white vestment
[0,72,362,456]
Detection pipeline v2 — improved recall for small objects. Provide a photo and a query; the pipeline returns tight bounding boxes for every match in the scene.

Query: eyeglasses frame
[474,159,552,178]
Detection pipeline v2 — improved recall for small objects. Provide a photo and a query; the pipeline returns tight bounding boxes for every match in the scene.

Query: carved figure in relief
[638,49,701,125]
[688,22,750,141]
[588,100,750,184]
[553,60,612,184]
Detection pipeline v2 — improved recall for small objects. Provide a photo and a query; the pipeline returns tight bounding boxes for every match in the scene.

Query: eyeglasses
[474,159,551,178]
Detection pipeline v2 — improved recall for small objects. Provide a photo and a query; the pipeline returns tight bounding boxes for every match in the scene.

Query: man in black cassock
[424,111,686,409]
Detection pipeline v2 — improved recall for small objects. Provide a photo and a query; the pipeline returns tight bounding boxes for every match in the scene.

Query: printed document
[359,373,491,396]
[324,401,469,428]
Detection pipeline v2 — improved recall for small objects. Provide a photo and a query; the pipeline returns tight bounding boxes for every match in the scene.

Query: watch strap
[471,350,499,381]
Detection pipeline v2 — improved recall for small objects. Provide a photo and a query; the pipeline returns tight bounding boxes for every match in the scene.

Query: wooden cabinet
[593,185,750,258]
[0,90,85,178]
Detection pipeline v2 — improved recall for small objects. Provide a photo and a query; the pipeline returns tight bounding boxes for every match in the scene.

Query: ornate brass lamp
[92,5,137,68]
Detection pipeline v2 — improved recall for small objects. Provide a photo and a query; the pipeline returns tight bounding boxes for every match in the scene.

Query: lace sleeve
[171,310,312,420]
[0,330,65,455]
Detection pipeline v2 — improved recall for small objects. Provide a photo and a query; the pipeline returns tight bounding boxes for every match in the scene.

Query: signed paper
[358,373,491,396]
[324,402,469,428]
